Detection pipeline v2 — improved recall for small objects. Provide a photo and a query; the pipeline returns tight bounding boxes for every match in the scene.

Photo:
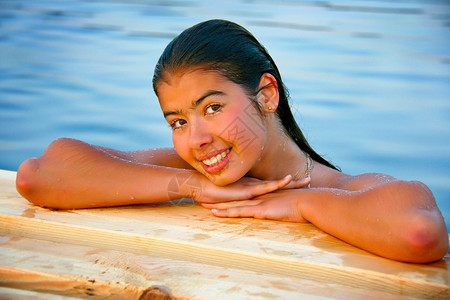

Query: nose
[188,119,213,150]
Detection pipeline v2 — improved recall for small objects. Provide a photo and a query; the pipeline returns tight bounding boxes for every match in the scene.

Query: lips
[201,148,231,166]
[198,148,232,174]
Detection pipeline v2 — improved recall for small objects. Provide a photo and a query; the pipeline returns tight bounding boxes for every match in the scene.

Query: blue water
[1,0,449,229]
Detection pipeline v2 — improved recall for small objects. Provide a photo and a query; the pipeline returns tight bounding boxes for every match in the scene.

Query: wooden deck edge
[0,265,206,300]
[0,169,17,181]
[0,213,448,299]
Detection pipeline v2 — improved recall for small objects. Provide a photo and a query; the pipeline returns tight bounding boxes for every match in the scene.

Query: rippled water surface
[1,0,449,229]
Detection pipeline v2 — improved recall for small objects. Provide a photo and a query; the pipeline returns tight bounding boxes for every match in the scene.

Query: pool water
[1,0,449,230]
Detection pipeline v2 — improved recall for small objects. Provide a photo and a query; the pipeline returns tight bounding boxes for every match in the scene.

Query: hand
[189,173,310,205]
[202,188,310,223]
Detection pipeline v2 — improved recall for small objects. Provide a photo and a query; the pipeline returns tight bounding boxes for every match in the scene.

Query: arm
[16,138,294,209]
[16,138,194,209]
[209,173,448,263]
[300,176,448,263]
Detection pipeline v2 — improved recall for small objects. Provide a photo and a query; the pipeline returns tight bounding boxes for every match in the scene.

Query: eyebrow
[163,90,225,118]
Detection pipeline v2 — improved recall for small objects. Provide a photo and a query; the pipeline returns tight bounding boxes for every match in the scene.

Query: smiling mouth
[201,148,231,166]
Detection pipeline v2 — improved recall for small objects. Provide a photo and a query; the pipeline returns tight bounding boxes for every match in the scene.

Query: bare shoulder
[310,160,396,191]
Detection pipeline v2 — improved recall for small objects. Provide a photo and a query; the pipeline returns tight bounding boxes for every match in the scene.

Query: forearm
[16,139,198,209]
[299,181,448,263]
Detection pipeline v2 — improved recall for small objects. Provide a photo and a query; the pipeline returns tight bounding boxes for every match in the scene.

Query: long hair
[153,19,339,171]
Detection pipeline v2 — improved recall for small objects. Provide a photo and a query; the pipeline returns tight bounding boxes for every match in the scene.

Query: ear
[257,73,279,113]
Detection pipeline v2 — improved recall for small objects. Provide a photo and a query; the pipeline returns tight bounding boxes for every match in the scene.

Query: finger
[201,199,263,210]
[248,175,292,198]
[211,206,260,218]
[282,177,311,190]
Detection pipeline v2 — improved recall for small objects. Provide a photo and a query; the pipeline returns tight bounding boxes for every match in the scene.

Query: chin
[209,176,231,186]
[206,170,246,186]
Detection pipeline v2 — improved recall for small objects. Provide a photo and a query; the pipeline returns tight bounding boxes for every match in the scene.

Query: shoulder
[310,161,396,191]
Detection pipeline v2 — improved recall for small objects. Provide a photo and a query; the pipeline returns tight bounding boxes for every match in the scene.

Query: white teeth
[202,149,230,166]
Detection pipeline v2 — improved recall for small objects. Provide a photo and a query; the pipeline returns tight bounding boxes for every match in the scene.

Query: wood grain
[0,213,448,299]
[3,235,402,299]
[0,265,204,300]
[0,265,144,299]
[1,170,449,299]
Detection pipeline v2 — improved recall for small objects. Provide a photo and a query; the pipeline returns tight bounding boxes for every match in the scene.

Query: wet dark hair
[153,19,339,171]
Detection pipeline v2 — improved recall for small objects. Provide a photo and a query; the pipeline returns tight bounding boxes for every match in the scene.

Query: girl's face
[156,69,268,185]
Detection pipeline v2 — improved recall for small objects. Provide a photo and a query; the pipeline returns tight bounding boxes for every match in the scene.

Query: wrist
[169,170,204,200]
[296,189,313,222]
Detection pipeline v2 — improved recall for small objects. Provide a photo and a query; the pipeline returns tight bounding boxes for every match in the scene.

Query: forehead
[156,69,241,109]
[157,69,227,94]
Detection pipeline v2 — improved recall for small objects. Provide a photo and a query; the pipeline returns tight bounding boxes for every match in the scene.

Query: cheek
[220,107,266,154]
[172,135,189,161]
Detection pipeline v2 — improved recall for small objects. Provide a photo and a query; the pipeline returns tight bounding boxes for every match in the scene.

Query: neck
[247,117,307,181]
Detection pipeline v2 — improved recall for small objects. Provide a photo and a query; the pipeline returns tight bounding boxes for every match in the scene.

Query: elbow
[403,212,449,263]
[16,157,42,206]
[16,138,70,207]
[16,157,68,209]
[16,138,91,210]
[396,180,449,263]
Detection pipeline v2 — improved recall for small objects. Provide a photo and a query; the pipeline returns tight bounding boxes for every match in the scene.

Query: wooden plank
[0,213,448,299]
[2,170,449,279]
[1,177,449,288]
[0,236,406,299]
[1,169,449,299]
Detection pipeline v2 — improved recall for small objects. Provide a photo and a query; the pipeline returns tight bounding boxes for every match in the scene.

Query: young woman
[16,19,448,263]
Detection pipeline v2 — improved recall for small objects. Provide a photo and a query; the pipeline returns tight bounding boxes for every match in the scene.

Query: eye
[205,103,222,115]
[170,119,187,130]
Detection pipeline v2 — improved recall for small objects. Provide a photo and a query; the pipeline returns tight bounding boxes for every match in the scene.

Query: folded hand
[200,183,310,223]
[193,174,310,205]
